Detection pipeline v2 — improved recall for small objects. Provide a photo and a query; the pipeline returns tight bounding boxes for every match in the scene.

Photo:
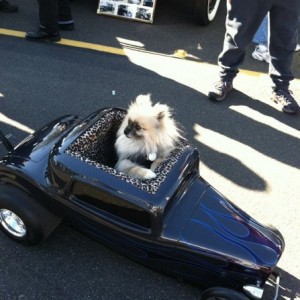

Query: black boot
[59,22,75,31]
[25,29,61,42]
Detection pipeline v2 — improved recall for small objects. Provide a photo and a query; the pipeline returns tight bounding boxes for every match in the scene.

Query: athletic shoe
[208,79,233,101]
[295,44,300,52]
[252,44,270,63]
[271,89,299,114]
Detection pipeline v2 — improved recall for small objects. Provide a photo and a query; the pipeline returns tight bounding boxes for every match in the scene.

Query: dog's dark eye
[135,124,142,131]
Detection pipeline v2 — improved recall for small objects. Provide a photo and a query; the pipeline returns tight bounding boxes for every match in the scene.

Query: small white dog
[115,95,182,180]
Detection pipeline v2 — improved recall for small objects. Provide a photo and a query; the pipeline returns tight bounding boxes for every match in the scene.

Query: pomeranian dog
[115,95,182,180]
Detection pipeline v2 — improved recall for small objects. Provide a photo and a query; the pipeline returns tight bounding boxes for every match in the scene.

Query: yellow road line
[0,28,125,56]
[0,28,25,38]
[59,38,125,55]
[1,27,298,81]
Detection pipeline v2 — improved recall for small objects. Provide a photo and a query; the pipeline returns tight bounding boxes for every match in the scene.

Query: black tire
[0,184,61,245]
[194,0,221,26]
[201,287,250,300]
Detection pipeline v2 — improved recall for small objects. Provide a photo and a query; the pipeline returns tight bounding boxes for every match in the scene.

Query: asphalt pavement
[1,0,300,299]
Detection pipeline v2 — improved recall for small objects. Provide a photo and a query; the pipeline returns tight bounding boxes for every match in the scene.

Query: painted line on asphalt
[1,27,293,80]
[0,28,126,56]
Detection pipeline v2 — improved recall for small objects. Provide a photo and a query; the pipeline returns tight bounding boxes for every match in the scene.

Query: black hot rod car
[0,107,284,300]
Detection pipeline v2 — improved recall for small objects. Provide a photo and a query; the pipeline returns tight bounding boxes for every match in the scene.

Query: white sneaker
[295,44,300,52]
[252,44,270,63]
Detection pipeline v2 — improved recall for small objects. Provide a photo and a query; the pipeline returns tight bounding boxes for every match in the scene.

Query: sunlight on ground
[117,37,145,48]
[193,122,299,193]
[230,106,300,139]
[0,113,34,134]
[123,45,300,102]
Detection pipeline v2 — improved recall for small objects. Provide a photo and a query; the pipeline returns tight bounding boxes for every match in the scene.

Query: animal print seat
[66,108,189,194]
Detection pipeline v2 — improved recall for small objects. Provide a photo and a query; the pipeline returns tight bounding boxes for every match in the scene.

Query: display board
[97,0,156,23]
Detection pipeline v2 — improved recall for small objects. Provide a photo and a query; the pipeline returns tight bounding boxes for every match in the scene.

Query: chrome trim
[243,284,264,299]
[0,209,27,237]
[272,271,280,300]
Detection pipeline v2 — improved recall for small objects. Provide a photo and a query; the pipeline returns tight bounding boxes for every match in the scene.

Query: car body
[99,3,115,13]
[136,8,151,21]
[0,107,284,300]
[143,0,153,7]
[117,5,132,17]
[128,0,141,4]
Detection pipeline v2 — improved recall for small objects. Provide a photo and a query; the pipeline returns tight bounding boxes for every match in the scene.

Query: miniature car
[0,107,284,300]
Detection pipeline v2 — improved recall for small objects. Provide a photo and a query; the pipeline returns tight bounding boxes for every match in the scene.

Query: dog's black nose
[124,126,132,138]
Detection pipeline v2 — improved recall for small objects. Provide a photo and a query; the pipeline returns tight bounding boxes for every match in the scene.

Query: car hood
[179,185,284,270]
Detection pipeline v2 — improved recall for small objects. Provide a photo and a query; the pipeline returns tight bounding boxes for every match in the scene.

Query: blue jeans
[253,15,268,45]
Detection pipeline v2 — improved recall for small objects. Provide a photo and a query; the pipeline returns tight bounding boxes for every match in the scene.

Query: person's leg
[218,0,270,82]
[58,0,74,31]
[252,15,270,63]
[269,0,299,113]
[25,0,60,42]
[0,0,18,12]
[253,15,268,45]
[209,0,270,100]
[269,1,298,90]
[38,0,59,34]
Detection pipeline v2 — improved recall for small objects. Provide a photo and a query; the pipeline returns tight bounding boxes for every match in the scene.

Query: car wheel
[193,0,221,26]
[0,184,61,245]
[201,287,250,300]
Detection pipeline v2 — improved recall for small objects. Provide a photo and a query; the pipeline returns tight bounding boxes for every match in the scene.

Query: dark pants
[38,0,73,34]
[218,0,299,90]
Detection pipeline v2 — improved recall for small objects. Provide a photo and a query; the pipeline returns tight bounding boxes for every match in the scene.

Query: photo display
[97,0,156,23]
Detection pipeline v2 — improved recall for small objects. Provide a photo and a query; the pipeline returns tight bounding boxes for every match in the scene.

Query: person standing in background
[25,0,74,42]
[208,0,300,114]
[0,0,18,12]
[252,15,300,63]
[252,15,270,63]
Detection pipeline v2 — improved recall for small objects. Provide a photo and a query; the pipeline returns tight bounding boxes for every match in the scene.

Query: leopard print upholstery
[65,109,189,194]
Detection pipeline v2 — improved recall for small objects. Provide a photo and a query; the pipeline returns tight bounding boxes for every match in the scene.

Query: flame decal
[180,190,279,267]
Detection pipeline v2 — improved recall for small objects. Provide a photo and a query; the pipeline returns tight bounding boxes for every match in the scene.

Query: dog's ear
[135,94,152,107]
[157,111,165,120]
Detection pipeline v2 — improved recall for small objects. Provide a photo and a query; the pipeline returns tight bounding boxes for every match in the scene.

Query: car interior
[65,108,188,194]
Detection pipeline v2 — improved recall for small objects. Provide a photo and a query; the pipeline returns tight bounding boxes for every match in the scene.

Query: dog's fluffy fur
[115,95,182,180]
